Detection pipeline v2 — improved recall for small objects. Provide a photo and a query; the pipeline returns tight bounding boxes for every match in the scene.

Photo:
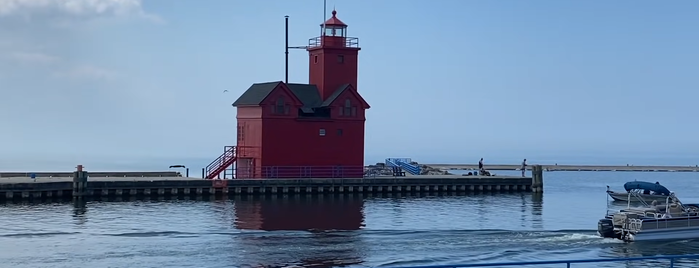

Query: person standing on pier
[521,159,527,177]
[478,158,484,171]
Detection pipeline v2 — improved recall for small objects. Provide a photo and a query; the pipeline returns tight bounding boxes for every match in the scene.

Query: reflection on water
[531,193,543,229]
[228,195,366,268]
[233,195,364,231]
[72,199,88,225]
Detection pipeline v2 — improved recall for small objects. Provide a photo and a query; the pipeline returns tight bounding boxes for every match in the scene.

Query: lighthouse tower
[307,10,361,101]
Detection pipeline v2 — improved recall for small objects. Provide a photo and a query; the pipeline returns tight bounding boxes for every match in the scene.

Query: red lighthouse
[205,10,370,179]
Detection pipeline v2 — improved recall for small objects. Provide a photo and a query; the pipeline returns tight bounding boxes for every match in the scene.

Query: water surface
[1,171,699,267]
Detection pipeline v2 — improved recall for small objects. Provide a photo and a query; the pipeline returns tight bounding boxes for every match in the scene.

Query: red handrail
[205,146,236,179]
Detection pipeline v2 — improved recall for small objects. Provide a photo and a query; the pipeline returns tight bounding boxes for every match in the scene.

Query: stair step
[205,146,238,179]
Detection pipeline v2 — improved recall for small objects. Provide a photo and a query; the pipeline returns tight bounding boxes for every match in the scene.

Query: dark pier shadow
[230,195,367,268]
[72,198,88,225]
[531,192,543,229]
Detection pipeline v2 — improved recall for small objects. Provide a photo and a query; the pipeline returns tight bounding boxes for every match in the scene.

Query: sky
[0,0,698,171]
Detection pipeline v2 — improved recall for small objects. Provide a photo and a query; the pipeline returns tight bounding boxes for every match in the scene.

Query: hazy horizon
[0,151,697,172]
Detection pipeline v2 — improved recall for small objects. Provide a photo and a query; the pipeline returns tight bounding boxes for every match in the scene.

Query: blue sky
[0,0,697,171]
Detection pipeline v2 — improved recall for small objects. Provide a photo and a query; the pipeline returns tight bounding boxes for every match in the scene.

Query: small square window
[337,129,343,136]
[337,55,344,63]
[314,55,318,64]
[319,128,326,136]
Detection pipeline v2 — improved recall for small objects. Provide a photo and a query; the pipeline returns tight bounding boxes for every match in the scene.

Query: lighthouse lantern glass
[324,26,345,37]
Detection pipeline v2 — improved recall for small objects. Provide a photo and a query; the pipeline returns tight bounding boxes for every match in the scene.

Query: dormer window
[343,99,351,115]
[274,96,289,115]
[340,98,357,117]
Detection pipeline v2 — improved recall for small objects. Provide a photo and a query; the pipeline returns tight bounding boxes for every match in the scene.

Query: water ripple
[2,171,699,267]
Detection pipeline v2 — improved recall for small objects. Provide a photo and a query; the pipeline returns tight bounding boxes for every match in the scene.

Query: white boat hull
[628,227,699,241]
[607,191,669,202]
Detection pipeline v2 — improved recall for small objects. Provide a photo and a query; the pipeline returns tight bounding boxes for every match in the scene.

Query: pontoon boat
[598,189,699,242]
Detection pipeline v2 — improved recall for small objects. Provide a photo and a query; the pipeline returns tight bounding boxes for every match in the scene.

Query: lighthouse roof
[320,10,346,27]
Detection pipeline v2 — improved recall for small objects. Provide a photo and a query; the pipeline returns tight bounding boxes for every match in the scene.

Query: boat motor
[598,218,617,238]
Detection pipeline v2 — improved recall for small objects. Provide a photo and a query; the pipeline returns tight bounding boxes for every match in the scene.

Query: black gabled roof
[232,81,281,106]
[320,83,371,109]
[232,81,324,110]
[320,84,351,107]
[287,83,322,109]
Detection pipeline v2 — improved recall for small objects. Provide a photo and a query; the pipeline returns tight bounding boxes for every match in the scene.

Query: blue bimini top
[624,181,671,196]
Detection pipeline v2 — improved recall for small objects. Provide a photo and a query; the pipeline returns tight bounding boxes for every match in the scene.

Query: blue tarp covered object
[624,181,671,196]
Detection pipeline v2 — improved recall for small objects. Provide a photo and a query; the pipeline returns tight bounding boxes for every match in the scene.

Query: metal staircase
[385,158,421,175]
[205,146,237,179]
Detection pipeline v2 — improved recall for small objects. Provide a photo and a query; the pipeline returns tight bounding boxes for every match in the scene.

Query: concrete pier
[426,164,699,172]
[0,171,182,178]
[0,174,535,202]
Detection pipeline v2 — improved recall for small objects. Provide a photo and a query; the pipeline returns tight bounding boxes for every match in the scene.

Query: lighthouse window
[337,55,344,63]
[324,27,344,37]
[343,99,352,116]
[314,55,318,64]
[275,96,287,114]
[319,128,326,136]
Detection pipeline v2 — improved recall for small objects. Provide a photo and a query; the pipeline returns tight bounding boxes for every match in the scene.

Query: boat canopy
[624,181,671,196]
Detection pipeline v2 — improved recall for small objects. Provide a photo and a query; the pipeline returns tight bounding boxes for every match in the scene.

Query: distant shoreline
[2,164,698,177]
[423,164,699,172]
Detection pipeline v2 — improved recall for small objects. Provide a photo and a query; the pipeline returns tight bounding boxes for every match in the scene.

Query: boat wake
[3,228,699,268]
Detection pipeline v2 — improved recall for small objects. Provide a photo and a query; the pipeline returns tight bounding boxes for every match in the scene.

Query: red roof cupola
[322,10,346,27]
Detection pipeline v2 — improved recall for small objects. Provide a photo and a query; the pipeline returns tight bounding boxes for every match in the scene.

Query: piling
[531,165,544,193]
[72,165,88,198]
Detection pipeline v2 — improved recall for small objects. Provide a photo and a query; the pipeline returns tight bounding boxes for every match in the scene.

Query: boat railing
[627,191,650,208]
[386,254,699,267]
[604,209,615,217]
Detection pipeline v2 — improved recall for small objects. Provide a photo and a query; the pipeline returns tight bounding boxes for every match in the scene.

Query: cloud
[1,50,119,81]
[52,64,120,80]
[6,51,59,65]
[0,0,161,22]
[0,0,160,81]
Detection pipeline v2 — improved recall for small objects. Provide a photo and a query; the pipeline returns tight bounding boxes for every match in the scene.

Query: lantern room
[323,10,347,37]
[308,10,358,49]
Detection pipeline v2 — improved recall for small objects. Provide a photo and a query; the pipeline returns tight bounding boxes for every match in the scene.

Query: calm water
[2,171,699,268]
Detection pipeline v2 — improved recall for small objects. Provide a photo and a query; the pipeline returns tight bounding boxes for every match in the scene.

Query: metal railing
[218,166,367,179]
[386,158,421,175]
[387,254,699,268]
[308,36,359,48]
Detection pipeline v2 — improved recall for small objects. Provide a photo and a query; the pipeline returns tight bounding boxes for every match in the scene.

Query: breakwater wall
[427,164,699,172]
[0,165,544,202]
[0,176,539,202]
[0,171,182,178]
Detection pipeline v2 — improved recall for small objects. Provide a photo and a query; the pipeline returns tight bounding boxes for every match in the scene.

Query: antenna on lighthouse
[283,1,328,84]
[322,0,327,37]
[285,15,289,84]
